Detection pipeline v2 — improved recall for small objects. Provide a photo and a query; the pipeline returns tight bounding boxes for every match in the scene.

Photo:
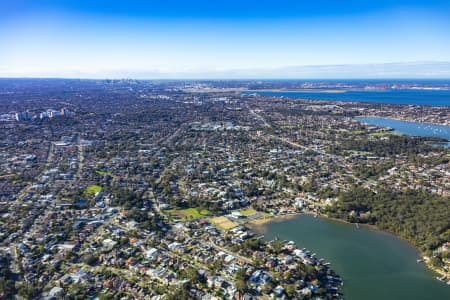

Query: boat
[416,259,423,263]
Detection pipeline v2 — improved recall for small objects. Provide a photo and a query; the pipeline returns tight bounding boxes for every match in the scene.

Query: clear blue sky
[1,0,450,78]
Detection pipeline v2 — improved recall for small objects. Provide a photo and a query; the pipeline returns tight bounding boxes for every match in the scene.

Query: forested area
[329,135,444,157]
[327,187,450,253]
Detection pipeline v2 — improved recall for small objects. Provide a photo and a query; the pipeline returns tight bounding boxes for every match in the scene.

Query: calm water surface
[255,214,450,300]
[358,117,450,141]
[242,90,450,106]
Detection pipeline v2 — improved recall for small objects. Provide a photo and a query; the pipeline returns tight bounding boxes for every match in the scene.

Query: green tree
[235,269,249,293]
[17,284,40,299]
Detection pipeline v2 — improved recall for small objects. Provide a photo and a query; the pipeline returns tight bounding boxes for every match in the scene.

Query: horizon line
[1,77,450,81]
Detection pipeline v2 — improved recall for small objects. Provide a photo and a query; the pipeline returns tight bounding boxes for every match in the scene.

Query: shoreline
[356,115,450,129]
[244,89,347,94]
[242,92,450,125]
[246,211,450,281]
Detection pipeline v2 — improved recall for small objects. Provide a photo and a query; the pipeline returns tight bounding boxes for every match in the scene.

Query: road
[75,133,84,181]
[16,141,55,202]
[247,105,271,128]
[247,104,330,155]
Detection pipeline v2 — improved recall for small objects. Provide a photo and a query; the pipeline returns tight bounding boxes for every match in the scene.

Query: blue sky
[1,0,450,78]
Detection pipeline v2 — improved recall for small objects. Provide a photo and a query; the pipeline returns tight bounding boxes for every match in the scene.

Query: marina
[252,214,450,300]
[357,117,450,141]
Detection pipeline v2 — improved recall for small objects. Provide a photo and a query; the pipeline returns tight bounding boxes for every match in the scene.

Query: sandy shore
[356,115,450,127]
[247,213,299,227]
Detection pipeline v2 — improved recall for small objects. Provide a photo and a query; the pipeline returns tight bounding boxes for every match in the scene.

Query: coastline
[243,92,450,126]
[246,211,450,281]
[356,115,450,129]
[244,89,347,93]
[246,212,300,232]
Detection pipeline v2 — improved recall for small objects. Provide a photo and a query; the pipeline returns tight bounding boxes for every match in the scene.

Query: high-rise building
[61,107,70,116]
[48,109,61,118]
[15,111,33,121]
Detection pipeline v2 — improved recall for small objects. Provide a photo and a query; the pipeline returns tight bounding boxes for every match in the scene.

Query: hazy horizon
[1,62,450,80]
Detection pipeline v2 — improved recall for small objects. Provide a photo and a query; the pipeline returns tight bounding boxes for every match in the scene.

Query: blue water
[257,214,450,300]
[242,90,450,106]
[358,117,450,141]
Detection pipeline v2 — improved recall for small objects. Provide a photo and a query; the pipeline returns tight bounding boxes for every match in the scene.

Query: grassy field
[166,208,210,220]
[84,185,102,197]
[369,132,403,137]
[239,207,257,216]
[260,211,272,218]
[96,170,112,176]
[209,216,238,230]
[350,130,364,135]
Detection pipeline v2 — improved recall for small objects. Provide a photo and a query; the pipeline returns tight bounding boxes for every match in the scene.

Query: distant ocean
[242,89,450,106]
